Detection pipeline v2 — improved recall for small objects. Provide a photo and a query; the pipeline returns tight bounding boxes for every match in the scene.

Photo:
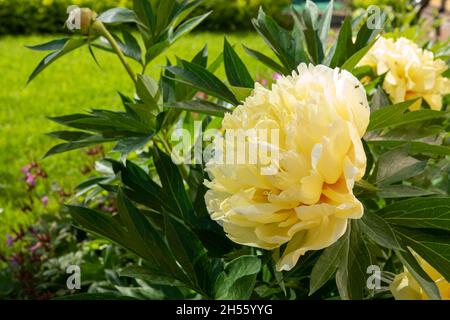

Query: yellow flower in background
[204,64,370,271]
[359,36,450,111]
[390,254,450,300]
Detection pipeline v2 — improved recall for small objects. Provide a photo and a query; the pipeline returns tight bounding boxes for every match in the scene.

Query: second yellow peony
[204,64,370,271]
[390,253,450,300]
[359,36,450,111]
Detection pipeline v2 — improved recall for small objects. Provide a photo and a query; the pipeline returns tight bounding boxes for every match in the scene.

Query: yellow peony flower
[359,36,450,111]
[390,254,450,300]
[204,64,370,271]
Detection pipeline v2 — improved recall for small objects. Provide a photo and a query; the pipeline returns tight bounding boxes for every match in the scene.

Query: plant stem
[92,20,137,85]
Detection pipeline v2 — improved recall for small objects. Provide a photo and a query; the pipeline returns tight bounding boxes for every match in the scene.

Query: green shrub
[0,0,131,35]
[0,0,291,35]
[192,0,292,31]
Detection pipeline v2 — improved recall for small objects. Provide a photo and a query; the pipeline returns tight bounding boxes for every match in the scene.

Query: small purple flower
[272,73,281,81]
[29,242,42,253]
[6,234,14,247]
[25,173,36,187]
[258,78,268,87]
[21,165,30,174]
[40,196,49,207]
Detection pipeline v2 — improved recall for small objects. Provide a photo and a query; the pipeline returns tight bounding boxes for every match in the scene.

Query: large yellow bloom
[359,36,450,111]
[204,64,370,271]
[390,254,450,300]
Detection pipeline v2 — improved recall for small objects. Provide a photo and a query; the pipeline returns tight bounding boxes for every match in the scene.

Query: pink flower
[29,242,43,253]
[272,73,282,80]
[25,173,36,187]
[6,234,14,247]
[258,78,268,87]
[41,196,49,207]
[195,91,208,100]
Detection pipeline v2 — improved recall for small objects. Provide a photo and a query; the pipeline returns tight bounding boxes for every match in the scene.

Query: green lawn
[0,32,272,243]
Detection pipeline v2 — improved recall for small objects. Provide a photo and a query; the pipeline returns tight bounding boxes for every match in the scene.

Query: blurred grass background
[0,32,273,246]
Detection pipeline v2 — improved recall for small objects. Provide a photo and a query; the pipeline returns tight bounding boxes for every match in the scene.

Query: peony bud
[66,5,97,35]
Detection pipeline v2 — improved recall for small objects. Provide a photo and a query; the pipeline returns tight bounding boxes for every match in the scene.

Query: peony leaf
[171,11,211,43]
[365,99,450,132]
[214,256,261,300]
[27,37,87,83]
[394,247,441,300]
[367,140,450,156]
[166,61,239,105]
[377,198,450,232]
[120,266,185,287]
[163,211,215,297]
[360,211,403,250]
[309,229,350,295]
[394,227,450,282]
[335,220,373,300]
[97,8,148,29]
[376,185,437,198]
[152,147,196,221]
[165,100,230,117]
[376,146,427,186]
[223,38,254,88]
[26,38,70,51]
[242,45,288,74]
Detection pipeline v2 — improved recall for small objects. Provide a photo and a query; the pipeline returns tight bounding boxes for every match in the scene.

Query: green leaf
[335,220,373,300]
[26,38,70,51]
[367,99,420,131]
[47,130,93,141]
[28,37,87,83]
[171,11,211,43]
[215,256,261,300]
[120,266,185,287]
[376,146,427,186]
[97,8,147,29]
[370,86,390,111]
[67,205,126,244]
[155,0,176,34]
[367,140,450,156]
[165,100,230,117]
[377,198,450,231]
[243,45,287,75]
[360,211,403,250]
[44,135,117,158]
[116,189,188,282]
[108,160,172,214]
[296,0,323,64]
[223,38,254,88]
[309,229,350,295]
[152,147,195,221]
[121,29,142,63]
[164,212,214,296]
[167,61,239,105]
[394,247,441,300]
[341,37,378,71]
[327,17,352,68]
[252,7,308,72]
[136,74,160,112]
[191,45,208,68]
[376,185,437,198]
[133,0,155,31]
[394,227,450,281]
[317,0,334,51]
